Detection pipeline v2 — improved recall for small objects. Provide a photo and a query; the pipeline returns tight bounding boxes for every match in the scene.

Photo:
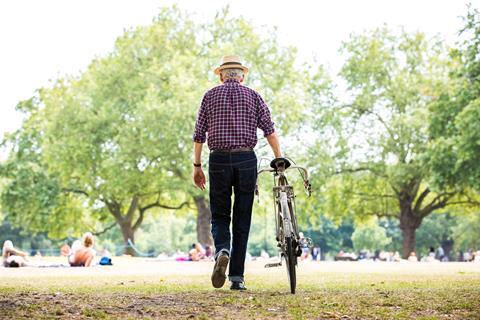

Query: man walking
[192,55,281,290]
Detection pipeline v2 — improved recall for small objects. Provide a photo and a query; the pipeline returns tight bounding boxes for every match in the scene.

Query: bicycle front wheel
[285,236,297,294]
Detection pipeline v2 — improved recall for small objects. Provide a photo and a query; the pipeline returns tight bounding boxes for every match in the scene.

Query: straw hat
[214,55,249,75]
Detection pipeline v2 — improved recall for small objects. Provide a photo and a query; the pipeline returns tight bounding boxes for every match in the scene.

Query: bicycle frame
[258,161,310,293]
[257,165,310,250]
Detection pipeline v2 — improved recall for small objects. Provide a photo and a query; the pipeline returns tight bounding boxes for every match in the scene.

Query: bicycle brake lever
[304,180,312,197]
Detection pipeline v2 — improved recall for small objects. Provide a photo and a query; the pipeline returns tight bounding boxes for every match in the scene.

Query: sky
[0,0,477,156]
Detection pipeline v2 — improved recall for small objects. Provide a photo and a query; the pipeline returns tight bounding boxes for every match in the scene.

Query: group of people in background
[4,235,480,266]
[2,232,98,268]
[171,243,214,262]
[333,247,480,263]
[409,247,480,263]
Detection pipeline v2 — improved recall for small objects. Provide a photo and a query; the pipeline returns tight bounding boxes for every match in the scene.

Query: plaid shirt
[193,79,275,150]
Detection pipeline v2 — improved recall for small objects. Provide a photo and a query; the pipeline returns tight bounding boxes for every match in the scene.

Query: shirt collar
[223,79,240,84]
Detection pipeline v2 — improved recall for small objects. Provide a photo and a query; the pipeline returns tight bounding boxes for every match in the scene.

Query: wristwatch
[193,163,201,167]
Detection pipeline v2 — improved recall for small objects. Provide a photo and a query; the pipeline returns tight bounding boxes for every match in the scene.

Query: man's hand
[193,167,206,190]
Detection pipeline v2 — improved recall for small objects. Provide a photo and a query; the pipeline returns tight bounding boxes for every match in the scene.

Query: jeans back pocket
[237,166,257,193]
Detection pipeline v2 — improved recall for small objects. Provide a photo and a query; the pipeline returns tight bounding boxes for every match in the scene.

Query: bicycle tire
[285,236,297,294]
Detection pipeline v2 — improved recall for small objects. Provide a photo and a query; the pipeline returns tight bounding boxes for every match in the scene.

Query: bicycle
[256,157,312,294]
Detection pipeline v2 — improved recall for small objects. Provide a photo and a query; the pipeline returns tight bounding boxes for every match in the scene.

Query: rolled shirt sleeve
[256,93,275,137]
[193,93,209,143]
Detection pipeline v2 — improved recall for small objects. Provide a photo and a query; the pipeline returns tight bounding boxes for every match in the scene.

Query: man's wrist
[193,162,202,167]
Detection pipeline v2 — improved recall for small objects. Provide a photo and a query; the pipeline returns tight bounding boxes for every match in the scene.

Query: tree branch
[133,200,189,231]
[105,199,123,222]
[445,200,480,206]
[92,222,117,236]
[139,200,189,213]
[364,109,397,141]
[133,209,145,231]
[418,192,454,217]
[350,192,396,199]
[333,166,373,175]
[126,196,139,220]
[340,104,396,142]
[62,188,89,197]
[413,187,430,213]
[444,192,480,207]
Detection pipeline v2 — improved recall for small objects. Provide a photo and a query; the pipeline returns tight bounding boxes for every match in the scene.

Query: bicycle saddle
[270,157,291,170]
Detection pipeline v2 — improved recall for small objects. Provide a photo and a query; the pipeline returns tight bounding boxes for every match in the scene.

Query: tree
[452,213,480,251]
[428,6,480,192]
[415,213,457,259]
[303,215,355,258]
[351,219,391,252]
[2,9,199,254]
[1,7,312,254]
[1,97,97,239]
[311,27,479,258]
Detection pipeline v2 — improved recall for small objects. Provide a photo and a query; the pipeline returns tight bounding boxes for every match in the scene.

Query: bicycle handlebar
[257,165,312,197]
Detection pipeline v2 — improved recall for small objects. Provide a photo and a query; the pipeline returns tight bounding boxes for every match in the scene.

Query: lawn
[0,259,479,319]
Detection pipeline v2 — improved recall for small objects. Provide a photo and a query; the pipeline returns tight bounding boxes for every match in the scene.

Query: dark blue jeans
[209,151,257,282]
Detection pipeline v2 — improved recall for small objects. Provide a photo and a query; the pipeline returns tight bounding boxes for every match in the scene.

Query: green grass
[0,264,479,319]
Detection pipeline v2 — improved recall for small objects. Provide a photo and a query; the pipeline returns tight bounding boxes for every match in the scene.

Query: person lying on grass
[60,232,96,267]
[2,240,28,267]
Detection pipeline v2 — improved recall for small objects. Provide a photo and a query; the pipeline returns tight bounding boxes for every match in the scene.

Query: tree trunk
[441,239,454,261]
[399,197,423,259]
[194,196,214,247]
[401,226,416,259]
[107,199,139,256]
[120,221,136,256]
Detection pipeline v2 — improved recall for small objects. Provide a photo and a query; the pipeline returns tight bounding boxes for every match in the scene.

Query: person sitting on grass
[189,243,206,261]
[408,251,418,262]
[61,232,96,267]
[2,240,28,267]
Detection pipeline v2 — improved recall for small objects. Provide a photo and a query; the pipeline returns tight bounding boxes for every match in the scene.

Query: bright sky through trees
[0,0,476,159]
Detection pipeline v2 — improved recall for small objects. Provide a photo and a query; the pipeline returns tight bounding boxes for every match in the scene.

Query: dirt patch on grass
[1,287,479,320]
[0,291,277,320]
[1,262,479,319]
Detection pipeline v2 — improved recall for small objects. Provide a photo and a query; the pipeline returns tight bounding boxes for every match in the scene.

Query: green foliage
[248,202,278,257]
[298,211,355,255]
[311,26,451,219]
[415,213,456,253]
[134,212,197,255]
[2,6,479,256]
[0,221,59,255]
[378,218,403,252]
[452,213,480,250]
[351,218,391,251]
[308,24,480,258]
[428,6,480,192]
[0,6,312,246]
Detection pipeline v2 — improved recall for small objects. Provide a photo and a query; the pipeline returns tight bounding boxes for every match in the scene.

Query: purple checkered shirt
[193,79,275,150]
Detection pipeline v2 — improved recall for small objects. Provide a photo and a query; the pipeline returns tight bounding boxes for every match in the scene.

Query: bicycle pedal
[264,262,282,268]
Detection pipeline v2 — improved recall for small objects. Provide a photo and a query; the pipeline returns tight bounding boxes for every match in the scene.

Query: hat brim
[214,64,249,75]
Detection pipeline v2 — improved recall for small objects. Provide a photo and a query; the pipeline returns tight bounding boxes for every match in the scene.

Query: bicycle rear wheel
[285,236,297,294]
